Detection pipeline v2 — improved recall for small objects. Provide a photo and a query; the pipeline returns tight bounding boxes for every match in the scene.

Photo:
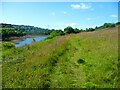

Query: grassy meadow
[2,27,119,88]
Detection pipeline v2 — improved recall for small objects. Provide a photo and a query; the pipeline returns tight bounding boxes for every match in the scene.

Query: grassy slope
[2,27,118,88]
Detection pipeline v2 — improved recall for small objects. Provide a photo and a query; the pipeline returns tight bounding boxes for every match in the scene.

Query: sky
[1,2,118,30]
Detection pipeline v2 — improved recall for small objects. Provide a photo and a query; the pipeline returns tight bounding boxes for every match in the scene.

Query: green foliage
[50,30,64,37]
[116,22,120,25]
[83,82,98,89]
[95,26,98,29]
[86,28,95,32]
[2,28,26,40]
[64,26,75,34]
[46,27,84,40]
[2,42,15,49]
[74,28,80,33]
[95,23,116,30]
[1,23,52,41]
[46,30,64,39]
[77,59,85,64]
[103,23,115,28]
[79,29,85,32]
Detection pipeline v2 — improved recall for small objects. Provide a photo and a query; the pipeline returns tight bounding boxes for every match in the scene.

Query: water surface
[15,36,47,47]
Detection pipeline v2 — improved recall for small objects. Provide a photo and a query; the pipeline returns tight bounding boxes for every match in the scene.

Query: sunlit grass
[2,27,118,88]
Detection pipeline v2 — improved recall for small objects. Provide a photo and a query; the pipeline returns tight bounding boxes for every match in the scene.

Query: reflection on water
[15,36,47,47]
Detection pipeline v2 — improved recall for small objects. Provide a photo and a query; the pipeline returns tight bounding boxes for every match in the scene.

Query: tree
[103,23,115,28]
[86,28,89,31]
[86,28,95,32]
[64,26,75,34]
[89,28,95,31]
[79,29,85,32]
[116,22,120,25]
[74,28,80,33]
[95,26,98,29]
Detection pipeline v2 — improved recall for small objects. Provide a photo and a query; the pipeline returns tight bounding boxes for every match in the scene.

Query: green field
[2,27,119,88]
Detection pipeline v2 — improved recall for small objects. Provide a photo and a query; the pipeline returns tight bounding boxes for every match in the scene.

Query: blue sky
[1,2,118,30]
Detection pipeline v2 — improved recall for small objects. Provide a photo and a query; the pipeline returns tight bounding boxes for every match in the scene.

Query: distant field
[2,27,118,88]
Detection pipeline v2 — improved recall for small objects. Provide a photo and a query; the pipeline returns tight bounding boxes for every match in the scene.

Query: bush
[2,42,15,49]
[46,30,64,39]
[50,30,64,36]
[77,59,85,64]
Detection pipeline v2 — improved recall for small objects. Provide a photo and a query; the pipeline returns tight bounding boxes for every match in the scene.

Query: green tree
[95,26,98,29]
[103,23,115,28]
[79,29,85,32]
[64,26,75,34]
[116,22,120,25]
[74,28,80,33]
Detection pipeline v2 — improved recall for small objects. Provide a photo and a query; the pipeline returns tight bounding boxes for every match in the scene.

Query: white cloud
[63,11,67,14]
[110,14,118,18]
[51,12,55,16]
[71,3,91,9]
[65,23,77,27]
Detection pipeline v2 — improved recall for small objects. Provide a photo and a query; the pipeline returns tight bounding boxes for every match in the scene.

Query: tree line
[0,23,52,40]
[46,22,119,39]
[1,22,119,41]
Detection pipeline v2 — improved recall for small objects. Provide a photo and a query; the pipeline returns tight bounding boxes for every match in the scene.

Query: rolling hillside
[2,26,119,88]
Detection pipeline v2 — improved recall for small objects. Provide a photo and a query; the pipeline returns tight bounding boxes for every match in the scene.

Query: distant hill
[0,23,52,35]
[0,23,52,40]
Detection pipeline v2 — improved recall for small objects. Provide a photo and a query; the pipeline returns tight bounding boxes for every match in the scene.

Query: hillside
[1,23,51,35]
[0,23,52,40]
[2,26,118,88]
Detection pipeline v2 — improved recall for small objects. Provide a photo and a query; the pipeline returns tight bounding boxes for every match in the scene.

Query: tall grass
[2,27,118,88]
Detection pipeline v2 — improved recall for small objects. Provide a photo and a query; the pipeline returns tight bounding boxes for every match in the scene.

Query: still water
[15,36,47,47]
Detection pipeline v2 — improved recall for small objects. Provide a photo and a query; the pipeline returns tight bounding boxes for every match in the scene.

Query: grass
[2,26,119,88]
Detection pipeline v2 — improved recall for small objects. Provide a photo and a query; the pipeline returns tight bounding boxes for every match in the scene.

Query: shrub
[2,42,15,49]
[46,30,64,39]
[77,59,85,64]
[50,30,64,37]
[45,36,53,39]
